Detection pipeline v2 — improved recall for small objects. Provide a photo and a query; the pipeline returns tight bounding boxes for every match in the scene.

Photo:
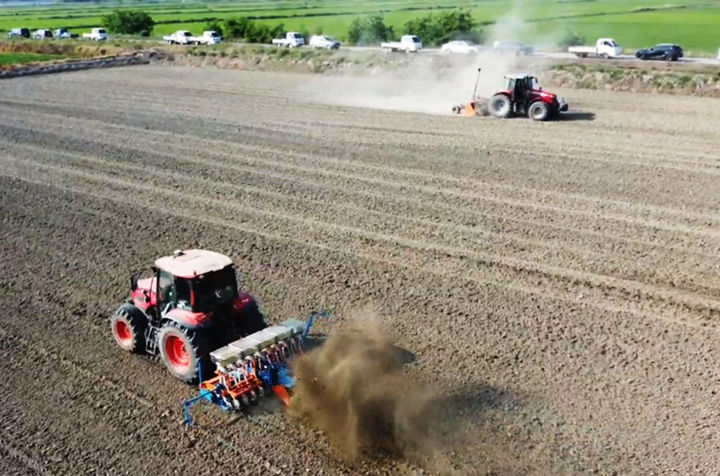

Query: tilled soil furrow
[4,139,720,302]
[3,120,720,264]
[3,173,720,474]
[0,437,46,476]
[3,159,718,331]
[3,67,720,474]
[2,82,720,174]
[3,107,718,228]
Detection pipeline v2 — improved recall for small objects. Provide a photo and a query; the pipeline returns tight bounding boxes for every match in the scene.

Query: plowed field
[1,66,720,474]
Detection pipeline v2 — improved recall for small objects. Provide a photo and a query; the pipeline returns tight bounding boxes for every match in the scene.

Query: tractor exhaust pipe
[472,67,481,101]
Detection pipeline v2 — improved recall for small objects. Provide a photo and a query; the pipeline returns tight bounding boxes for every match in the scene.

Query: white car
[309,35,340,49]
[54,28,71,39]
[82,28,108,41]
[7,28,30,39]
[32,29,53,40]
[493,40,534,55]
[441,40,479,55]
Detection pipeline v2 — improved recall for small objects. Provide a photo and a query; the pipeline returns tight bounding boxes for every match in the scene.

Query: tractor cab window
[192,266,238,311]
[174,278,191,310]
[158,270,175,305]
[158,270,192,310]
[530,77,541,90]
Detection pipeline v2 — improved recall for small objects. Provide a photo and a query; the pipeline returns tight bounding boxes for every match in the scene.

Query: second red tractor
[453,69,568,121]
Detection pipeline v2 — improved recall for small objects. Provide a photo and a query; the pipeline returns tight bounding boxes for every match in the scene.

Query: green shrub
[558,29,585,47]
[403,11,482,46]
[347,15,394,45]
[223,16,285,43]
[102,10,155,36]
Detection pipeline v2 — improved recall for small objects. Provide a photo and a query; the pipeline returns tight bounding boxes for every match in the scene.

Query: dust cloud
[309,0,569,115]
[287,318,439,463]
[311,53,520,115]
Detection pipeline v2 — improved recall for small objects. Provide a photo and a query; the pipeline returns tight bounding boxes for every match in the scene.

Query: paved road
[226,41,720,66]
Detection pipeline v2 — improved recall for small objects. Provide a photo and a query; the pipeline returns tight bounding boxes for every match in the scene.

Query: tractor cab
[503,73,542,104]
[131,249,240,316]
[115,249,267,382]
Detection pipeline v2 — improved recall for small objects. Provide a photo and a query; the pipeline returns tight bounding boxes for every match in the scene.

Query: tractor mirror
[130,274,138,291]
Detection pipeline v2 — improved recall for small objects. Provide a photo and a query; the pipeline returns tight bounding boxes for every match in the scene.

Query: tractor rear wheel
[111,305,146,353]
[158,321,208,383]
[488,94,512,118]
[528,101,550,121]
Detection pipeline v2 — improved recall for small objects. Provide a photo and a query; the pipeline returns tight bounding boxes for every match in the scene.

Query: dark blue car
[635,44,684,61]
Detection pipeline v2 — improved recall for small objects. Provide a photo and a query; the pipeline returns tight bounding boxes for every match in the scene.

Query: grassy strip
[0,40,130,69]
[0,52,68,67]
[549,62,720,95]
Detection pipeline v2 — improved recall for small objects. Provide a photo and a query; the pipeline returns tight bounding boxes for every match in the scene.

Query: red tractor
[110,249,267,382]
[453,69,568,121]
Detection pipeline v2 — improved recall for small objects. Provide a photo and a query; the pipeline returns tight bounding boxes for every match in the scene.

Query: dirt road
[1,66,719,474]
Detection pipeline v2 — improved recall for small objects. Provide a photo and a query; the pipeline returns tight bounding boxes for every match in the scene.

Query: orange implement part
[272,385,291,406]
[200,371,263,400]
[464,102,476,117]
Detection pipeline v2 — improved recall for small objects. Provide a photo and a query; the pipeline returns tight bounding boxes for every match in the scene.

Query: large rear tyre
[111,305,146,353]
[488,94,512,118]
[158,321,208,383]
[528,101,550,121]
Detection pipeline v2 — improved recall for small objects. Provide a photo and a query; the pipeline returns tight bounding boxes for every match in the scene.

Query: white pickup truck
[163,30,195,45]
[381,35,422,53]
[272,32,305,47]
[568,38,623,58]
[83,28,108,41]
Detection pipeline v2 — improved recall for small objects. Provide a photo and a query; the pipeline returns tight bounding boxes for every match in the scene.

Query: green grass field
[1,0,719,54]
[0,51,67,66]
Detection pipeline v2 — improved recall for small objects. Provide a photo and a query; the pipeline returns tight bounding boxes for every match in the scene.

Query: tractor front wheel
[111,305,146,353]
[528,101,550,121]
[158,322,207,382]
[488,94,512,118]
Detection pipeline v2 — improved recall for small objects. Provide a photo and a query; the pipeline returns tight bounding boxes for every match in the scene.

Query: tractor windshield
[191,266,238,311]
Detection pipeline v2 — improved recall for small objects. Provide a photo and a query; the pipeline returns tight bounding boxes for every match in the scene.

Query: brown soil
[1,66,719,475]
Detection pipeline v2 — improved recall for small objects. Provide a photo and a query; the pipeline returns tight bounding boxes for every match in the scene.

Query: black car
[635,44,684,61]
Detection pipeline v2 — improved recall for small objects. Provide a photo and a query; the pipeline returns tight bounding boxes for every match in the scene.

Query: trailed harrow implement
[183,311,330,426]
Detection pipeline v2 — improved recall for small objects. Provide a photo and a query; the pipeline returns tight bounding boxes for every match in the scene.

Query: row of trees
[347,12,482,46]
[213,17,287,43]
[100,10,289,43]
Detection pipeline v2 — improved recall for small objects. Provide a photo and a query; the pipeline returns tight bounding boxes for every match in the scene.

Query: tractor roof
[155,249,233,278]
[505,73,535,79]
